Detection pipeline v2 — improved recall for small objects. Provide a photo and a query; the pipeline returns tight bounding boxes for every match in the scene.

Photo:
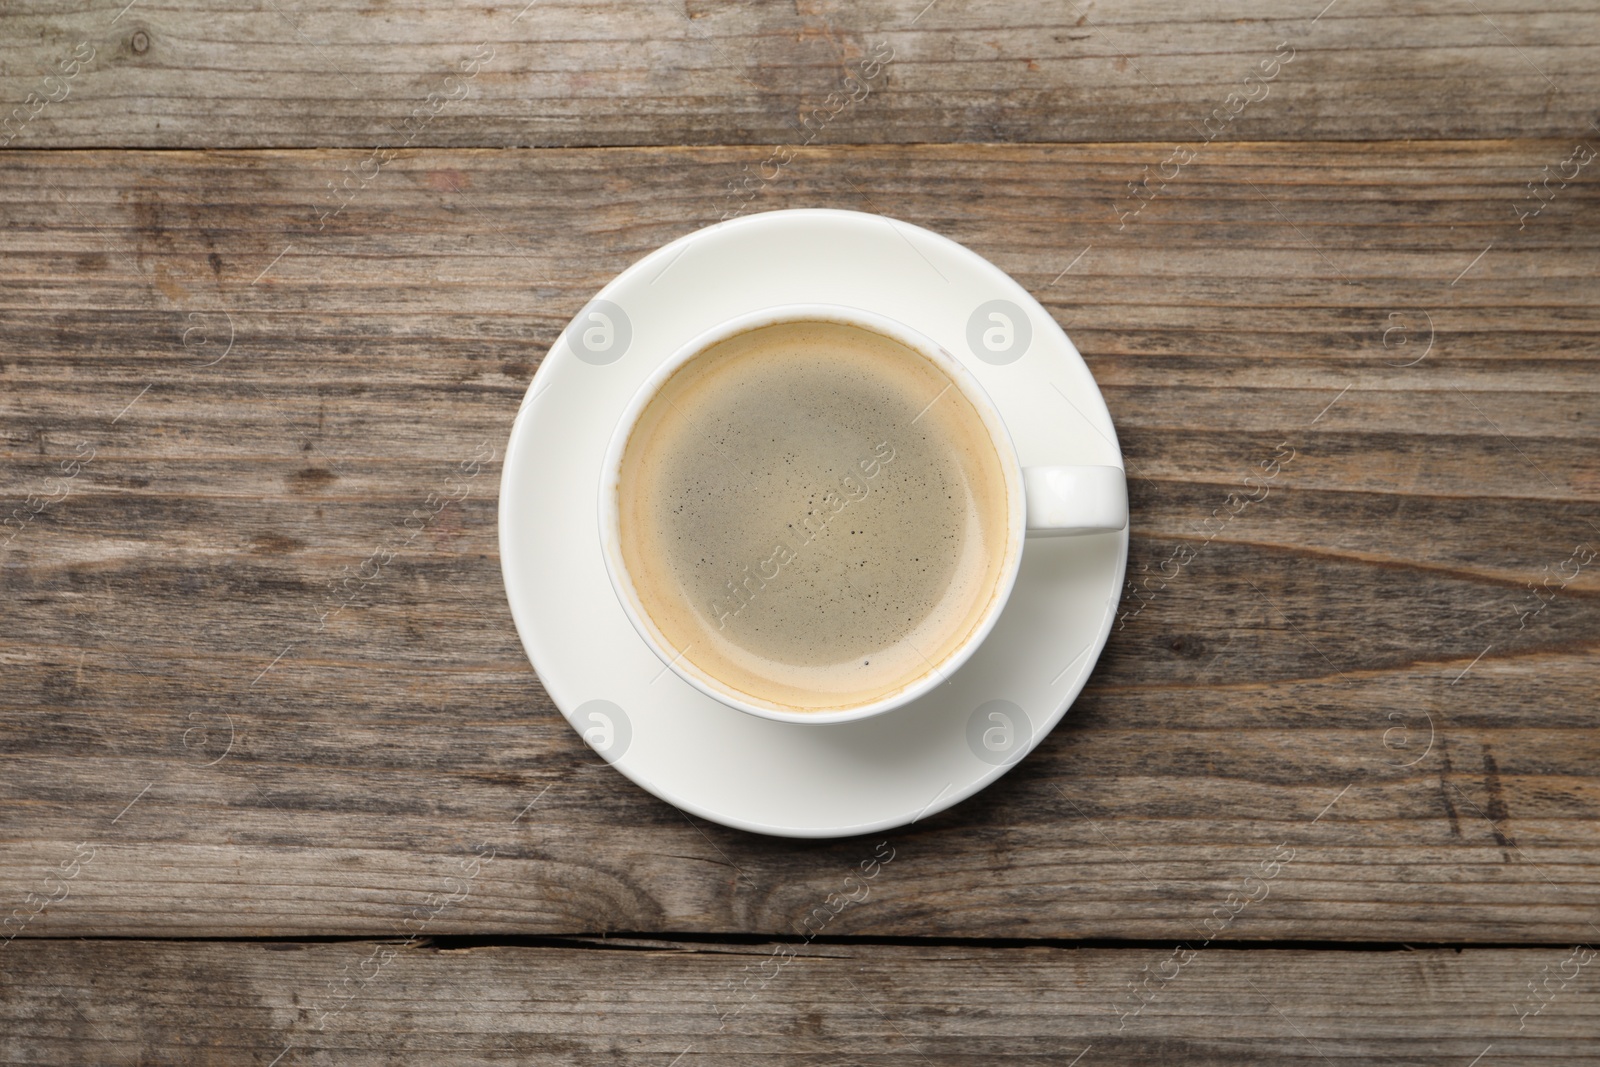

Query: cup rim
[597,302,1027,725]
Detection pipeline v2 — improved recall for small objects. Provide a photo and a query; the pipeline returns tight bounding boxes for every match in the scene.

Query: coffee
[614,319,1012,713]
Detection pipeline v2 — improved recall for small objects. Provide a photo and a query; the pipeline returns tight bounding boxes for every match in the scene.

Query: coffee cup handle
[1022,465,1128,537]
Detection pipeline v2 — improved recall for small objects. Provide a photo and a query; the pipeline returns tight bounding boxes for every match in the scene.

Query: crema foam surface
[616,320,1012,713]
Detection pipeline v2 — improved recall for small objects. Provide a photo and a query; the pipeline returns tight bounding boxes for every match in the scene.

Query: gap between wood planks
[9,933,1582,953]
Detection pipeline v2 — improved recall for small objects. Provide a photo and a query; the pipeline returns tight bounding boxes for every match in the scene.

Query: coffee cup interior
[598,305,1029,725]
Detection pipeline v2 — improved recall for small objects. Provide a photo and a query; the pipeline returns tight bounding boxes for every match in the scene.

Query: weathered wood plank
[2,939,1597,1064]
[1,142,1597,941]
[1,1,1598,148]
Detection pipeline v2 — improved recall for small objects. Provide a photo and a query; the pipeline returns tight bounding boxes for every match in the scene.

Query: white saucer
[499,209,1127,838]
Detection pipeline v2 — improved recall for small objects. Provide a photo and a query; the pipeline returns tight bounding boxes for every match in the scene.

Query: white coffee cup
[599,304,1126,725]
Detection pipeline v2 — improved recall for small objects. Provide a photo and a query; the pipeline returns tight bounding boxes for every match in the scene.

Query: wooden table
[3,1,1598,1062]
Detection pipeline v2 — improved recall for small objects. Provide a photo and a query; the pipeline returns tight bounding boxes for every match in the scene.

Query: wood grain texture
[1,0,1598,148]
[4,938,1599,1064]
[1,141,1598,947]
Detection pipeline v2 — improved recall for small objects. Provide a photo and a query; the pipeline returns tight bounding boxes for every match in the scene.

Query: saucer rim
[498,207,1127,838]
